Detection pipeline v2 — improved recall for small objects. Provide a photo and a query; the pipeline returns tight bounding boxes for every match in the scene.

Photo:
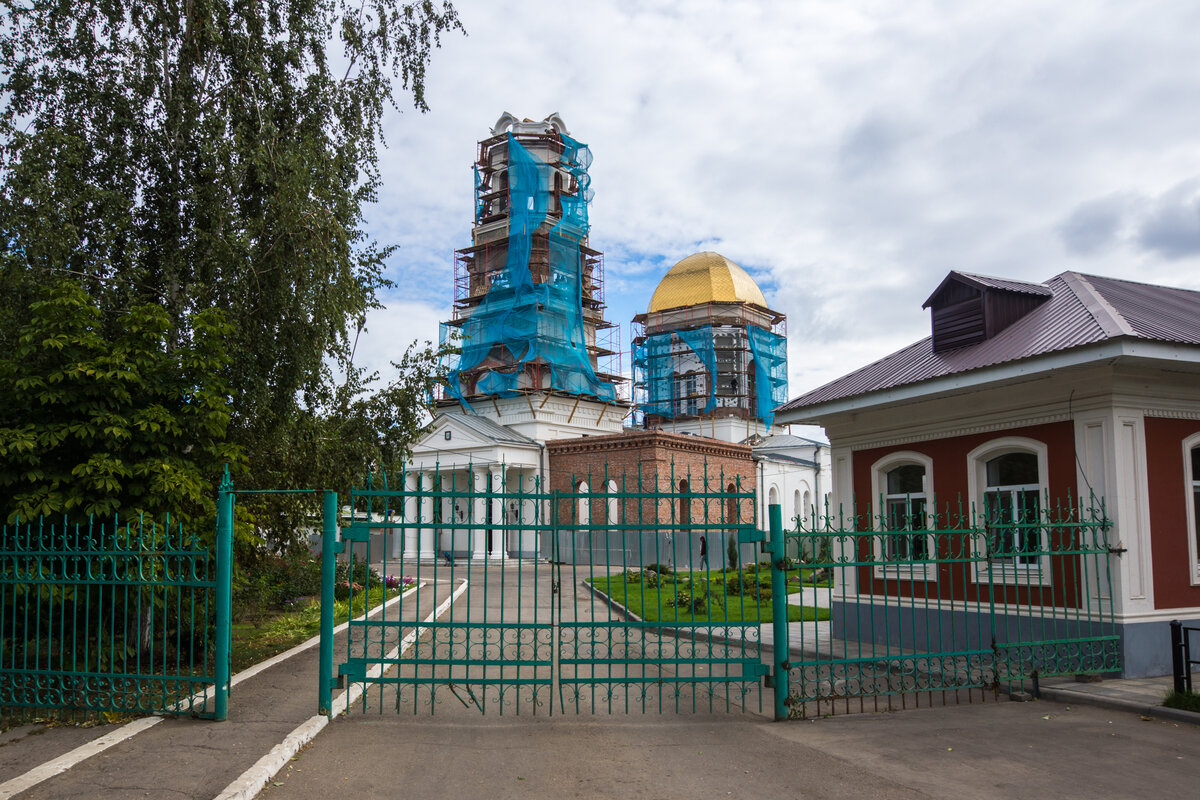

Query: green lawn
[588,568,830,624]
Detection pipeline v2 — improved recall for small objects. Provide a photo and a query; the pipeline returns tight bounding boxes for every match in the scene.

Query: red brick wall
[1144,416,1200,609]
[547,431,756,528]
[849,421,1078,606]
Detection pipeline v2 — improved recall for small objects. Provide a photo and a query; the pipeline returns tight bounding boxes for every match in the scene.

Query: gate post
[768,503,790,721]
[319,490,339,717]
[214,468,233,721]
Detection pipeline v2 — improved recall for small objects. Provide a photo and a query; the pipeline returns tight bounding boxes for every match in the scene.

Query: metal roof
[779,271,1200,417]
[438,413,538,445]
[921,270,1052,308]
[647,252,768,313]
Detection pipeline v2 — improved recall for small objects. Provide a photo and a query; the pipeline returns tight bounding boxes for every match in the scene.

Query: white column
[472,466,488,561]
[418,471,435,561]
[402,470,419,561]
[490,464,506,559]
[520,469,537,558]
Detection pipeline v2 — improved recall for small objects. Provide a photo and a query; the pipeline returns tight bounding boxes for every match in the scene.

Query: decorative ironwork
[1,514,225,725]
[783,493,1120,718]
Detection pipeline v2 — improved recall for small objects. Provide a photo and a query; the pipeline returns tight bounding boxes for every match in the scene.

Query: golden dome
[648,252,767,312]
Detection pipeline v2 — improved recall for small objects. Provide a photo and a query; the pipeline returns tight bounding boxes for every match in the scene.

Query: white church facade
[402,113,828,560]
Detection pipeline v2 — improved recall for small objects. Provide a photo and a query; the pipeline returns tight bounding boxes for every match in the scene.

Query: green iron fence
[314,465,1120,721]
[320,463,768,716]
[0,502,232,725]
[556,465,767,714]
[781,493,1120,718]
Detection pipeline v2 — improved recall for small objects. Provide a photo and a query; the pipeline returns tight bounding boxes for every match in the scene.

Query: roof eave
[775,339,1200,425]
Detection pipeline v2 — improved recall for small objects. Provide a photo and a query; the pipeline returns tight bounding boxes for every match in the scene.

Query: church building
[403,114,828,563]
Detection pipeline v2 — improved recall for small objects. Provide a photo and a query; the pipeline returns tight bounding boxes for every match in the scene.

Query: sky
[351,0,1200,419]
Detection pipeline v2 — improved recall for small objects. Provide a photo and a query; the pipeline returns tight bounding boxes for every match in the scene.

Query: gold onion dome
[647,252,767,312]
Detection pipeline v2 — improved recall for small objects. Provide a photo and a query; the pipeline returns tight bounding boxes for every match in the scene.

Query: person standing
[699,534,708,570]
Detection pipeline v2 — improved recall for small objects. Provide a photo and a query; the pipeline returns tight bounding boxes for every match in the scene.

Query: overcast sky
[352,0,1200,413]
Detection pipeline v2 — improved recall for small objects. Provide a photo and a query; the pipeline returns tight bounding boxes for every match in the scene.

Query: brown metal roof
[921,270,1052,308]
[779,271,1200,416]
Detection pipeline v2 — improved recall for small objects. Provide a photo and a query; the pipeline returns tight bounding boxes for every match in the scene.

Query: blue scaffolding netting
[633,324,788,427]
[442,133,616,407]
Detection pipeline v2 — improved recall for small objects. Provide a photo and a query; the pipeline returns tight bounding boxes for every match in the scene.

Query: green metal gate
[1,476,233,725]
[316,469,1120,720]
[781,494,1120,718]
[319,464,767,715]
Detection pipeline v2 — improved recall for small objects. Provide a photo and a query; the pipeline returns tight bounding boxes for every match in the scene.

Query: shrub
[723,570,772,602]
[644,562,673,575]
[668,588,707,613]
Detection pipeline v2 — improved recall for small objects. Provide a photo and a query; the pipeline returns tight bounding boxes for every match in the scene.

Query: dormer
[922,271,1052,353]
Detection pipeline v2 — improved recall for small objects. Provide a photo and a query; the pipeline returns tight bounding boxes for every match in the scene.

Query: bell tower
[439,113,628,441]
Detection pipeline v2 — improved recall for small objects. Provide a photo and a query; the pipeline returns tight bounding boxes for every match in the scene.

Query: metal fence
[779,494,1119,718]
[322,465,767,716]
[1,509,231,726]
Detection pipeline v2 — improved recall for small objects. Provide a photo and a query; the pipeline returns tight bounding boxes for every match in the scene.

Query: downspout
[813,443,823,523]
[538,439,550,561]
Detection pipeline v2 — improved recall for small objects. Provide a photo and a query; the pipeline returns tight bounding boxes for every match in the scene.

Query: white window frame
[576,481,590,528]
[870,451,936,579]
[967,437,1051,586]
[604,479,618,526]
[1184,433,1200,586]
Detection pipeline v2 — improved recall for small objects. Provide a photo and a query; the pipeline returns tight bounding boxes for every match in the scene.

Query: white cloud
[356,0,1200,405]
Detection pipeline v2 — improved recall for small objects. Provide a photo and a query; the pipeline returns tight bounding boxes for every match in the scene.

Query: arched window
[1184,433,1200,584]
[984,452,1040,565]
[678,479,691,526]
[725,482,738,524]
[576,481,590,527]
[793,489,802,527]
[967,437,1049,579]
[604,480,618,525]
[870,451,935,573]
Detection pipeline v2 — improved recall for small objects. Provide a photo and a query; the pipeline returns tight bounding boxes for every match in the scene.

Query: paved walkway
[2,566,1198,799]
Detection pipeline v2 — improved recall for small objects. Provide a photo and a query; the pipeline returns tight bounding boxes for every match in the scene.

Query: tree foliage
[0,0,463,537]
[0,280,236,523]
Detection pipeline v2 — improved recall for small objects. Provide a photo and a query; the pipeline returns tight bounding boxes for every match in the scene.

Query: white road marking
[211,579,469,800]
[0,716,163,799]
[0,582,425,800]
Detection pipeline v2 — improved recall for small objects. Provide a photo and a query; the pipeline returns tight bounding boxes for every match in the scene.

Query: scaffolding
[440,127,624,407]
[631,302,788,428]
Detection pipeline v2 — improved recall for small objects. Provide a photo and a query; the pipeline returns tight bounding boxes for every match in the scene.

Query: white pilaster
[402,472,419,561]
[490,464,507,559]
[472,466,488,561]
[418,471,435,561]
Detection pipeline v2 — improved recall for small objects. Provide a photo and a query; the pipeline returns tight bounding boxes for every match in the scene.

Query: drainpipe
[538,439,549,561]
[756,456,765,531]
[813,443,822,523]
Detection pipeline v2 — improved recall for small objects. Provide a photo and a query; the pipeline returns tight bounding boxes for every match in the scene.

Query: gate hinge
[338,660,367,683]
[340,524,371,543]
[739,528,766,544]
[744,662,771,680]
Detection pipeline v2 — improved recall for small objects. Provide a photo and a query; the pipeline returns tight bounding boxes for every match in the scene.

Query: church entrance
[319,464,767,716]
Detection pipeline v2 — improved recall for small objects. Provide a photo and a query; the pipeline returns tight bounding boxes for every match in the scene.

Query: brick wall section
[547,430,756,529]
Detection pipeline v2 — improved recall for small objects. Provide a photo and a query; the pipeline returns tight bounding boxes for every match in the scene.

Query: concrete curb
[1037,686,1200,725]
[211,579,471,800]
[0,583,423,800]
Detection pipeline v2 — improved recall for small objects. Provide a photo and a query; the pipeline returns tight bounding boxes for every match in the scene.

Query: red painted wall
[849,421,1080,606]
[1144,416,1200,610]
